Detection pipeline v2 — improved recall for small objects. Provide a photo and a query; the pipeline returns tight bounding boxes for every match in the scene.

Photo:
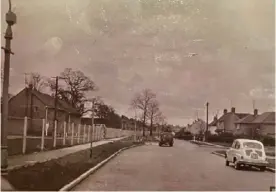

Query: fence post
[86,125,90,142]
[88,125,91,142]
[41,119,45,151]
[22,116,28,154]
[63,121,66,145]
[77,124,81,144]
[53,120,57,148]
[82,124,86,143]
[71,123,74,145]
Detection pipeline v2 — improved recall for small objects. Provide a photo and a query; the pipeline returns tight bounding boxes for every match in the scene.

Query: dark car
[159,132,174,147]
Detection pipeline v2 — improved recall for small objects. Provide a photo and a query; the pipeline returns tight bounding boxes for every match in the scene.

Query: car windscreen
[243,142,263,149]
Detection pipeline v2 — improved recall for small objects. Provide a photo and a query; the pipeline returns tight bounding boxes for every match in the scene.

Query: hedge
[206,133,275,146]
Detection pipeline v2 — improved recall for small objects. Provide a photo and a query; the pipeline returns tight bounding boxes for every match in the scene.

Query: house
[208,115,218,135]
[234,109,259,136]
[8,87,81,135]
[235,110,275,138]
[216,107,249,133]
[187,119,206,135]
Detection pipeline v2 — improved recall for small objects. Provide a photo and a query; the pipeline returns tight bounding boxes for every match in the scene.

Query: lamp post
[1,0,16,176]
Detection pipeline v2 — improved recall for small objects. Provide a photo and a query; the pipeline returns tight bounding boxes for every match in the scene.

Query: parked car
[159,131,174,147]
[225,139,268,171]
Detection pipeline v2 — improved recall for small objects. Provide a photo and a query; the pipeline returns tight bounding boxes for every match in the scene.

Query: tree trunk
[150,116,153,136]
[143,113,146,136]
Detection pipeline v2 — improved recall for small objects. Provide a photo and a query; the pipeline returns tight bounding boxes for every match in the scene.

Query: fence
[7,117,136,156]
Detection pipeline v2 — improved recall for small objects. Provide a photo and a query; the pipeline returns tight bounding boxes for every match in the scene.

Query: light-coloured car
[225,139,268,171]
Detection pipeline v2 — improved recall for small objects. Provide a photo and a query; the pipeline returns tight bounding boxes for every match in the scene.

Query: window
[243,142,263,149]
[231,141,236,148]
[235,142,240,149]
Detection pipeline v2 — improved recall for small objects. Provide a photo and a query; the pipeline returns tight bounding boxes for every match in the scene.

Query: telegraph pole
[205,102,209,141]
[1,0,16,175]
[53,76,59,122]
[90,98,96,158]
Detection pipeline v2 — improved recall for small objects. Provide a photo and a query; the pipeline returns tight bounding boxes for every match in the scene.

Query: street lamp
[1,0,16,176]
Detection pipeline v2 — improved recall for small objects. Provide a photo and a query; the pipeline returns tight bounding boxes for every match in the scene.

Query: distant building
[216,107,249,133]
[235,110,275,138]
[208,115,218,135]
[187,119,206,135]
[8,87,81,135]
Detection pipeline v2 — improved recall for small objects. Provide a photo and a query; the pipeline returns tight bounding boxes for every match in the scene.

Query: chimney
[231,107,235,113]
[223,109,227,114]
[254,109,258,116]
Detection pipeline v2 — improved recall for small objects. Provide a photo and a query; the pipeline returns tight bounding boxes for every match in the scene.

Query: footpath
[7,137,126,170]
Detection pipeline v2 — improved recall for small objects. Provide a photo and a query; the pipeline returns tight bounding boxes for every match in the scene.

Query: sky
[1,0,275,126]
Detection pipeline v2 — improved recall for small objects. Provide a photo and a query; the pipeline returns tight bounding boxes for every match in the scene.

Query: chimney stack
[254,109,258,116]
[223,109,227,114]
[231,107,235,113]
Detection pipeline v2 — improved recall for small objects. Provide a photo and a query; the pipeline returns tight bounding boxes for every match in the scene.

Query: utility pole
[52,76,59,140]
[90,98,96,158]
[53,76,59,122]
[205,102,209,141]
[1,0,16,175]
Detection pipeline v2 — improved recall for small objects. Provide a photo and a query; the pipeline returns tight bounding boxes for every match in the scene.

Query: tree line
[25,68,123,128]
[26,69,168,132]
[130,89,166,136]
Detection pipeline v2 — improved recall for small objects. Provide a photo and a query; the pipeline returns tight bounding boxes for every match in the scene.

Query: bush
[261,136,275,146]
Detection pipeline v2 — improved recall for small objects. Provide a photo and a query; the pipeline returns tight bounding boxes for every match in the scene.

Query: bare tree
[26,72,47,91]
[48,68,97,114]
[131,89,156,136]
[147,99,160,136]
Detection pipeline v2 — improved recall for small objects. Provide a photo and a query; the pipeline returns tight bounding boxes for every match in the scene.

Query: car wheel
[259,166,266,172]
[225,160,230,166]
[159,142,162,147]
[234,160,241,170]
[170,143,173,147]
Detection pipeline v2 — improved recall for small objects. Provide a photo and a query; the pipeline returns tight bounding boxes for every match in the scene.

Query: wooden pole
[41,119,45,151]
[22,116,28,154]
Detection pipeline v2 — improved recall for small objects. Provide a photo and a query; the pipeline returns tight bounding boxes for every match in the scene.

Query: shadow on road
[228,165,263,172]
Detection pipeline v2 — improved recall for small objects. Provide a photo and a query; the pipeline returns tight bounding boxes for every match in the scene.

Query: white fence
[8,117,136,155]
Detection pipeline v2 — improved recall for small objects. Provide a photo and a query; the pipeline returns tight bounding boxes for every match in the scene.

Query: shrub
[261,136,275,146]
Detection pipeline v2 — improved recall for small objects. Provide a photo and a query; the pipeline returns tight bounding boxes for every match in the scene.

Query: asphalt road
[73,140,275,191]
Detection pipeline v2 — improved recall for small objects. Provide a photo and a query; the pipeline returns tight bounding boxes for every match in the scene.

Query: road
[73,140,275,191]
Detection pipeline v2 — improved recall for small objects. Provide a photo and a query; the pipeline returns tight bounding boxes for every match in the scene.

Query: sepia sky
[1,0,275,125]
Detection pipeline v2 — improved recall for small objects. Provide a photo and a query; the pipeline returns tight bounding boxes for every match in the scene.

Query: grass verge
[4,137,143,191]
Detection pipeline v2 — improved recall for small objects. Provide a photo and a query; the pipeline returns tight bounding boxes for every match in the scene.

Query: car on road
[159,131,174,147]
[225,139,268,171]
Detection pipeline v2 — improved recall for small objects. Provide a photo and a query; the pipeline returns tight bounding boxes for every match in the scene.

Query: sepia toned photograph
[1,0,275,191]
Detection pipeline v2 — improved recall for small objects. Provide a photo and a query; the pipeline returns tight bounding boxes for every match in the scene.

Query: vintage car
[159,131,174,147]
[225,139,268,171]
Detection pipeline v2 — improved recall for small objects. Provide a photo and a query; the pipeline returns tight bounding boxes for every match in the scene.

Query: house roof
[251,112,275,124]
[235,114,257,124]
[30,88,80,115]
[209,118,217,126]
[217,112,250,122]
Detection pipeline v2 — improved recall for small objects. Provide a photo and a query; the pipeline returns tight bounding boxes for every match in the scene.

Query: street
[73,140,275,191]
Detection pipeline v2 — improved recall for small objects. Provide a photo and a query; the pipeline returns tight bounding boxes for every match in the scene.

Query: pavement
[72,140,275,191]
[7,137,126,170]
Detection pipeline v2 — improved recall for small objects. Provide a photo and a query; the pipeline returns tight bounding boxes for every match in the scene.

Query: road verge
[4,137,143,191]
[59,144,143,191]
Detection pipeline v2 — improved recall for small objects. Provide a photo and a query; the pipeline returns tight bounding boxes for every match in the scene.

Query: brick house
[235,110,275,138]
[215,107,249,133]
[8,87,81,135]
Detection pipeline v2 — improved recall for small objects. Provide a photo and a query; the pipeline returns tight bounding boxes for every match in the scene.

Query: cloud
[2,0,274,125]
